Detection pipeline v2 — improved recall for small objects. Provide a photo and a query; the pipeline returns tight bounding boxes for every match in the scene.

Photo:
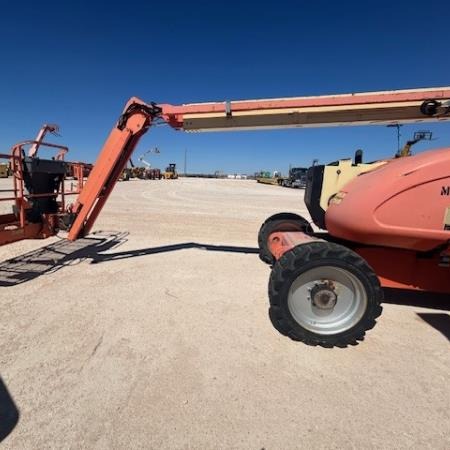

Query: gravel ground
[0,177,449,449]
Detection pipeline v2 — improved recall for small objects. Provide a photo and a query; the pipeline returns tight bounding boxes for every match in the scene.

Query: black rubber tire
[268,241,383,347]
[258,213,313,265]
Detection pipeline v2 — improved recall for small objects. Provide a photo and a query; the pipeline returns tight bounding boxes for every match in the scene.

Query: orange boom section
[160,87,450,131]
[67,100,161,240]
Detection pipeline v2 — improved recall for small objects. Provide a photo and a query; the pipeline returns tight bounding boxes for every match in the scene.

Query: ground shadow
[383,288,450,311]
[383,288,449,343]
[0,377,19,443]
[0,231,129,287]
[417,313,450,341]
[0,232,259,287]
[90,242,259,264]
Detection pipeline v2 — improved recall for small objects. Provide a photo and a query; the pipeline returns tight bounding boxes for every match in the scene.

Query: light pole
[387,124,403,153]
[184,148,187,175]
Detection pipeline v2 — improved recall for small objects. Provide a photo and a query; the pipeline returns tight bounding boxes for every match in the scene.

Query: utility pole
[387,124,403,153]
[184,148,187,175]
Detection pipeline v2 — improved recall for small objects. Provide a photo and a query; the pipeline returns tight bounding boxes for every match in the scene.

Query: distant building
[227,173,248,179]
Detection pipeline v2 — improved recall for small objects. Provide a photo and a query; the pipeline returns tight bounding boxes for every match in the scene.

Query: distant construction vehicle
[138,147,162,179]
[147,168,162,179]
[128,159,150,179]
[119,166,131,181]
[163,163,178,179]
[119,159,161,181]
[119,161,134,181]
[397,130,433,157]
[0,162,9,178]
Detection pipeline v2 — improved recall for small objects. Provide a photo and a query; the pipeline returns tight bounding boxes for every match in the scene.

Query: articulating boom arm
[67,100,161,240]
[67,87,450,241]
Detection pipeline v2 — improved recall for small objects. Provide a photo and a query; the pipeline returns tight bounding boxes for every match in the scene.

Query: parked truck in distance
[255,167,308,188]
[280,167,308,188]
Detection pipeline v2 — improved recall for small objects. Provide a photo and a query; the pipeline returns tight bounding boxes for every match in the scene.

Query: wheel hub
[287,265,369,335]
[310,282,337,310]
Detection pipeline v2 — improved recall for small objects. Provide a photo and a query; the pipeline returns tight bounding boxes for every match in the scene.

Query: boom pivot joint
[117,102,162,130]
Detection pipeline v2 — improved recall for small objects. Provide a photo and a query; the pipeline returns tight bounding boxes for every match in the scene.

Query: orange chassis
[268,231,450,294]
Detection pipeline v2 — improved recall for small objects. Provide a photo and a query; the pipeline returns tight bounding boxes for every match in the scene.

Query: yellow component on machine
[318,130,433,210]
[318,158,385,211]
[0,163,9,178]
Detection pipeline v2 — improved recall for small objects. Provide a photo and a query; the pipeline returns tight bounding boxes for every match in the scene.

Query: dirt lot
[0,177,449,449]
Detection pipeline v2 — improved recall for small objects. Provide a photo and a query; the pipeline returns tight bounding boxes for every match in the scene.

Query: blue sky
[1,0,449,174]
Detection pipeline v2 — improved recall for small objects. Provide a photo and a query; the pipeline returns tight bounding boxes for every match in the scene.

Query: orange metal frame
[0,141,90,246]
[267,231,450,294]
[67,100,160,240]
[159,87,450,130]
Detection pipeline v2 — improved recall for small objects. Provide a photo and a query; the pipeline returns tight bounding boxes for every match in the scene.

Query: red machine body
[326,147,450,251]
[267,147,450,294]
[323,148,450,294]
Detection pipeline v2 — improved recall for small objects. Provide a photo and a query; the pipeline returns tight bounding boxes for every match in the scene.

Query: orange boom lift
[1,87,450,346]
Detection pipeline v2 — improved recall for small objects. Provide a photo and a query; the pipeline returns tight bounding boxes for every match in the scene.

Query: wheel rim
[287,266,368,335]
